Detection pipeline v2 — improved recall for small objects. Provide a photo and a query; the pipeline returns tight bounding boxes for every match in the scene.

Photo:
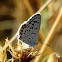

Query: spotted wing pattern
[17,13,41,47]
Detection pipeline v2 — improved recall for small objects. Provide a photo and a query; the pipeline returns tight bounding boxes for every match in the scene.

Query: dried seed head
[6,38,38,62]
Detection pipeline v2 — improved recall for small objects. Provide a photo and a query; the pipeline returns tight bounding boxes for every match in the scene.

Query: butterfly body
[16,13,41,47]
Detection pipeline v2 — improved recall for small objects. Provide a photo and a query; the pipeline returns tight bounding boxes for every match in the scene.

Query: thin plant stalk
[23,0,34,15]
[3,33,17,50]
[3,0,52,51]
[34,7,62,62]
[37,0,52,13]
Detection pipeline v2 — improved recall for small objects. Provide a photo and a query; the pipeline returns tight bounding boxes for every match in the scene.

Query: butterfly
[16,13,41,48]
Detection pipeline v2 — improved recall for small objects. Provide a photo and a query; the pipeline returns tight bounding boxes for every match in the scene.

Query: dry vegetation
[0,0,62,62]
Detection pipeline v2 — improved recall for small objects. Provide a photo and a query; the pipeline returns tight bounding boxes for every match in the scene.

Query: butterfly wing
[17,13,41,47]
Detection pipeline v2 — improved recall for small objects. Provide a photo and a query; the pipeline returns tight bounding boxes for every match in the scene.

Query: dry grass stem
[47,53,57,62]
[34,7,62,62]
[2,0,53,51]
[23,0,34,15]
[0,0,61,62]
[42,52,57,62]
[0,42,7,62]
[6,38,14,53]
[5,38,37,62]
[39,28,46,41]
[37,0,52,13]
[38,0,53,41]
[3,33,17,51]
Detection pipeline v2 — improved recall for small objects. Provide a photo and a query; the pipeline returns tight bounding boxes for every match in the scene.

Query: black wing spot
[30,27,33,29]
[25,31,26,32]
[38,22,39,23]
[32,38,33,39]
[19,36,22,39]
[31,27,33,29]
[20,32,22,35]
[34,33,36,34]
[23,40,24,42]
[29,22,31,24]
[24,33,25,34]
[29,38,30,39]
[29,30,30,31]
[32,24,34,26]
[35,28,37,29]
[22,26,23,28]
[24,24,26,26]
[34,21,35,23]
[30,28,31,29]
[26,30,28,31]
[34,21,39,23]
[31,33,33,34]
[34,21,37,23]
[19,37,20,39]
